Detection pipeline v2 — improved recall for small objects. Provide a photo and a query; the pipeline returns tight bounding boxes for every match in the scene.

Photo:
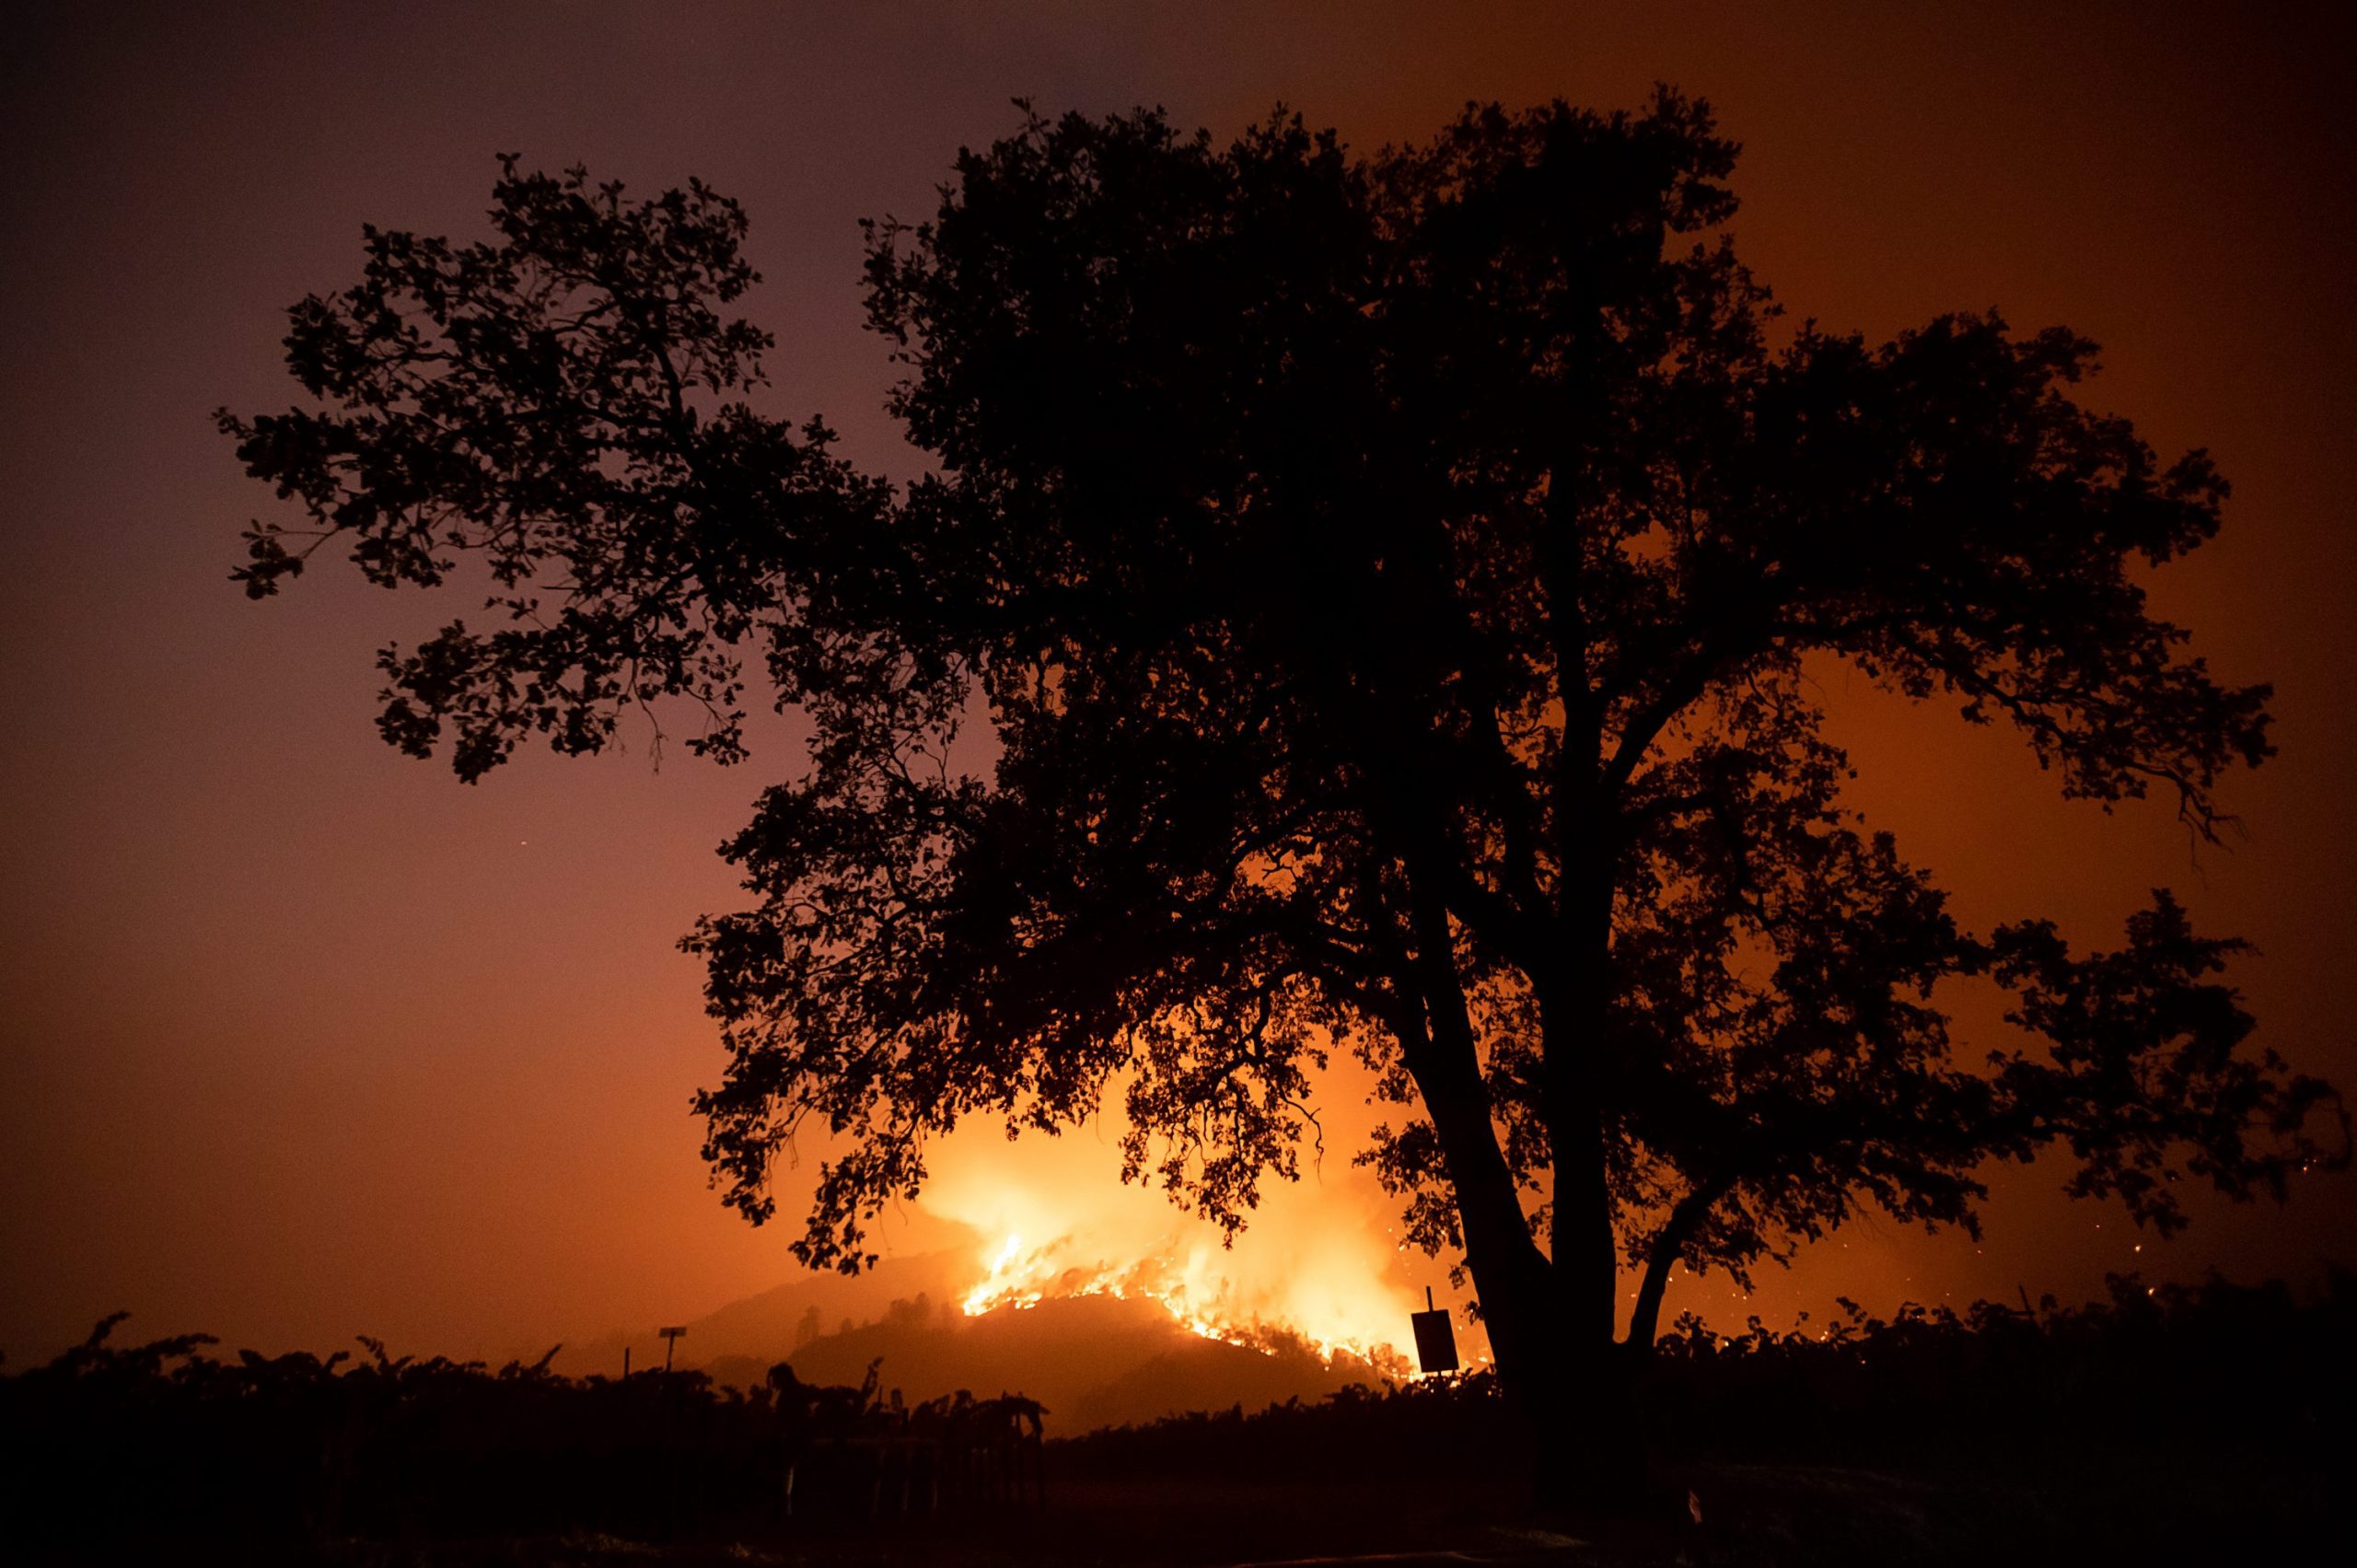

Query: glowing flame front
[921,1105,1464,1377]
[958,1227,1414,1367]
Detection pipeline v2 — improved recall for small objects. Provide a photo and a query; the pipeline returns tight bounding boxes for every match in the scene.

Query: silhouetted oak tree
[223,99,2342,1496]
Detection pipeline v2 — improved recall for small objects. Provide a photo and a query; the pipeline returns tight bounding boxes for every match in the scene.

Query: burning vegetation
[958,1230,1417,1374]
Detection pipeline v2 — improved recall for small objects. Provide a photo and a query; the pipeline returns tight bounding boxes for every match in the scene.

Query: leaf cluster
[220,97,2341,1296]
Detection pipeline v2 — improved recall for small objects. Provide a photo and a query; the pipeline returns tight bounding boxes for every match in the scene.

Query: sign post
[658,1325,687,1373]
[1410,1287,1458,1374]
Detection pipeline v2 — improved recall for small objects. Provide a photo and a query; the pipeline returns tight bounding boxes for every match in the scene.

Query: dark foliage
[0,1317,1039,1554]
[1059,1269,2357,1479]
[12,1274,2343,1552]
[0,1318,771,1549]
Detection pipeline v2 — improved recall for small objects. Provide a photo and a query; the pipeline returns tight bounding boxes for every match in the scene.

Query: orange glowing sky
[2,1,2351,1369]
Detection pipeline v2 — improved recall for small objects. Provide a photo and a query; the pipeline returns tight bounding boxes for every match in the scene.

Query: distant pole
[659,1325,688,1372]
[623,1345,631,1377]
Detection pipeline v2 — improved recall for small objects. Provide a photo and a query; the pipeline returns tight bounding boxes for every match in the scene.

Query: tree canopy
[222,96,2341,1423]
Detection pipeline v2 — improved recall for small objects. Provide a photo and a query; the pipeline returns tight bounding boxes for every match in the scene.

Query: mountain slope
[764,1293,1396,1433]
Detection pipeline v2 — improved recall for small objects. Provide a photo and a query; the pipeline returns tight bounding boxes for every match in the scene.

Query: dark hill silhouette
[562,1233,1408,1431]
[743,1291,1397,1434]
[563,1244,973,1380]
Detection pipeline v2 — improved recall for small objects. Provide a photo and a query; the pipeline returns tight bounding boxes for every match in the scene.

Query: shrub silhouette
[0,1315,1062,1549]
[7,1273,2346,1548]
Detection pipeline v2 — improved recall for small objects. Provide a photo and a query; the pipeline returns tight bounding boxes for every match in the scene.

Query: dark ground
[10,1275,2347,1565]
[29,1453,2335,1568]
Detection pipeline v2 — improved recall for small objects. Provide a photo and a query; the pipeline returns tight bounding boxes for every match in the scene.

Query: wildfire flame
[966,1225,1386,1358]
[955,1223,1421,1370]
[918,1075,1467,1377]
[962,1233,1260,1352]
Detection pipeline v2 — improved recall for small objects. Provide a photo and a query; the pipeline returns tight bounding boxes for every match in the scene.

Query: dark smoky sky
[2,1,2351,1365]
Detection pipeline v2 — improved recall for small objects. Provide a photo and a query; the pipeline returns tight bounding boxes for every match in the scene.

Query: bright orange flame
[950,1216,1422,1370]
[917,1072,1470,1377]
[959,1231,1272,1352]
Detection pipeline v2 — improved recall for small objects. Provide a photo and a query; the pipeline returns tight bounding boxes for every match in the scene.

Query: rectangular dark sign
[1411,1306,1458,1374]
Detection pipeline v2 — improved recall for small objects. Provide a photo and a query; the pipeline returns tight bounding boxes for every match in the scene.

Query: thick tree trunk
[1400,879,1556,1373]
[1400,874,1639,1514]
[1531,1142,1642,1512]
[1528,859,1645,1507]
